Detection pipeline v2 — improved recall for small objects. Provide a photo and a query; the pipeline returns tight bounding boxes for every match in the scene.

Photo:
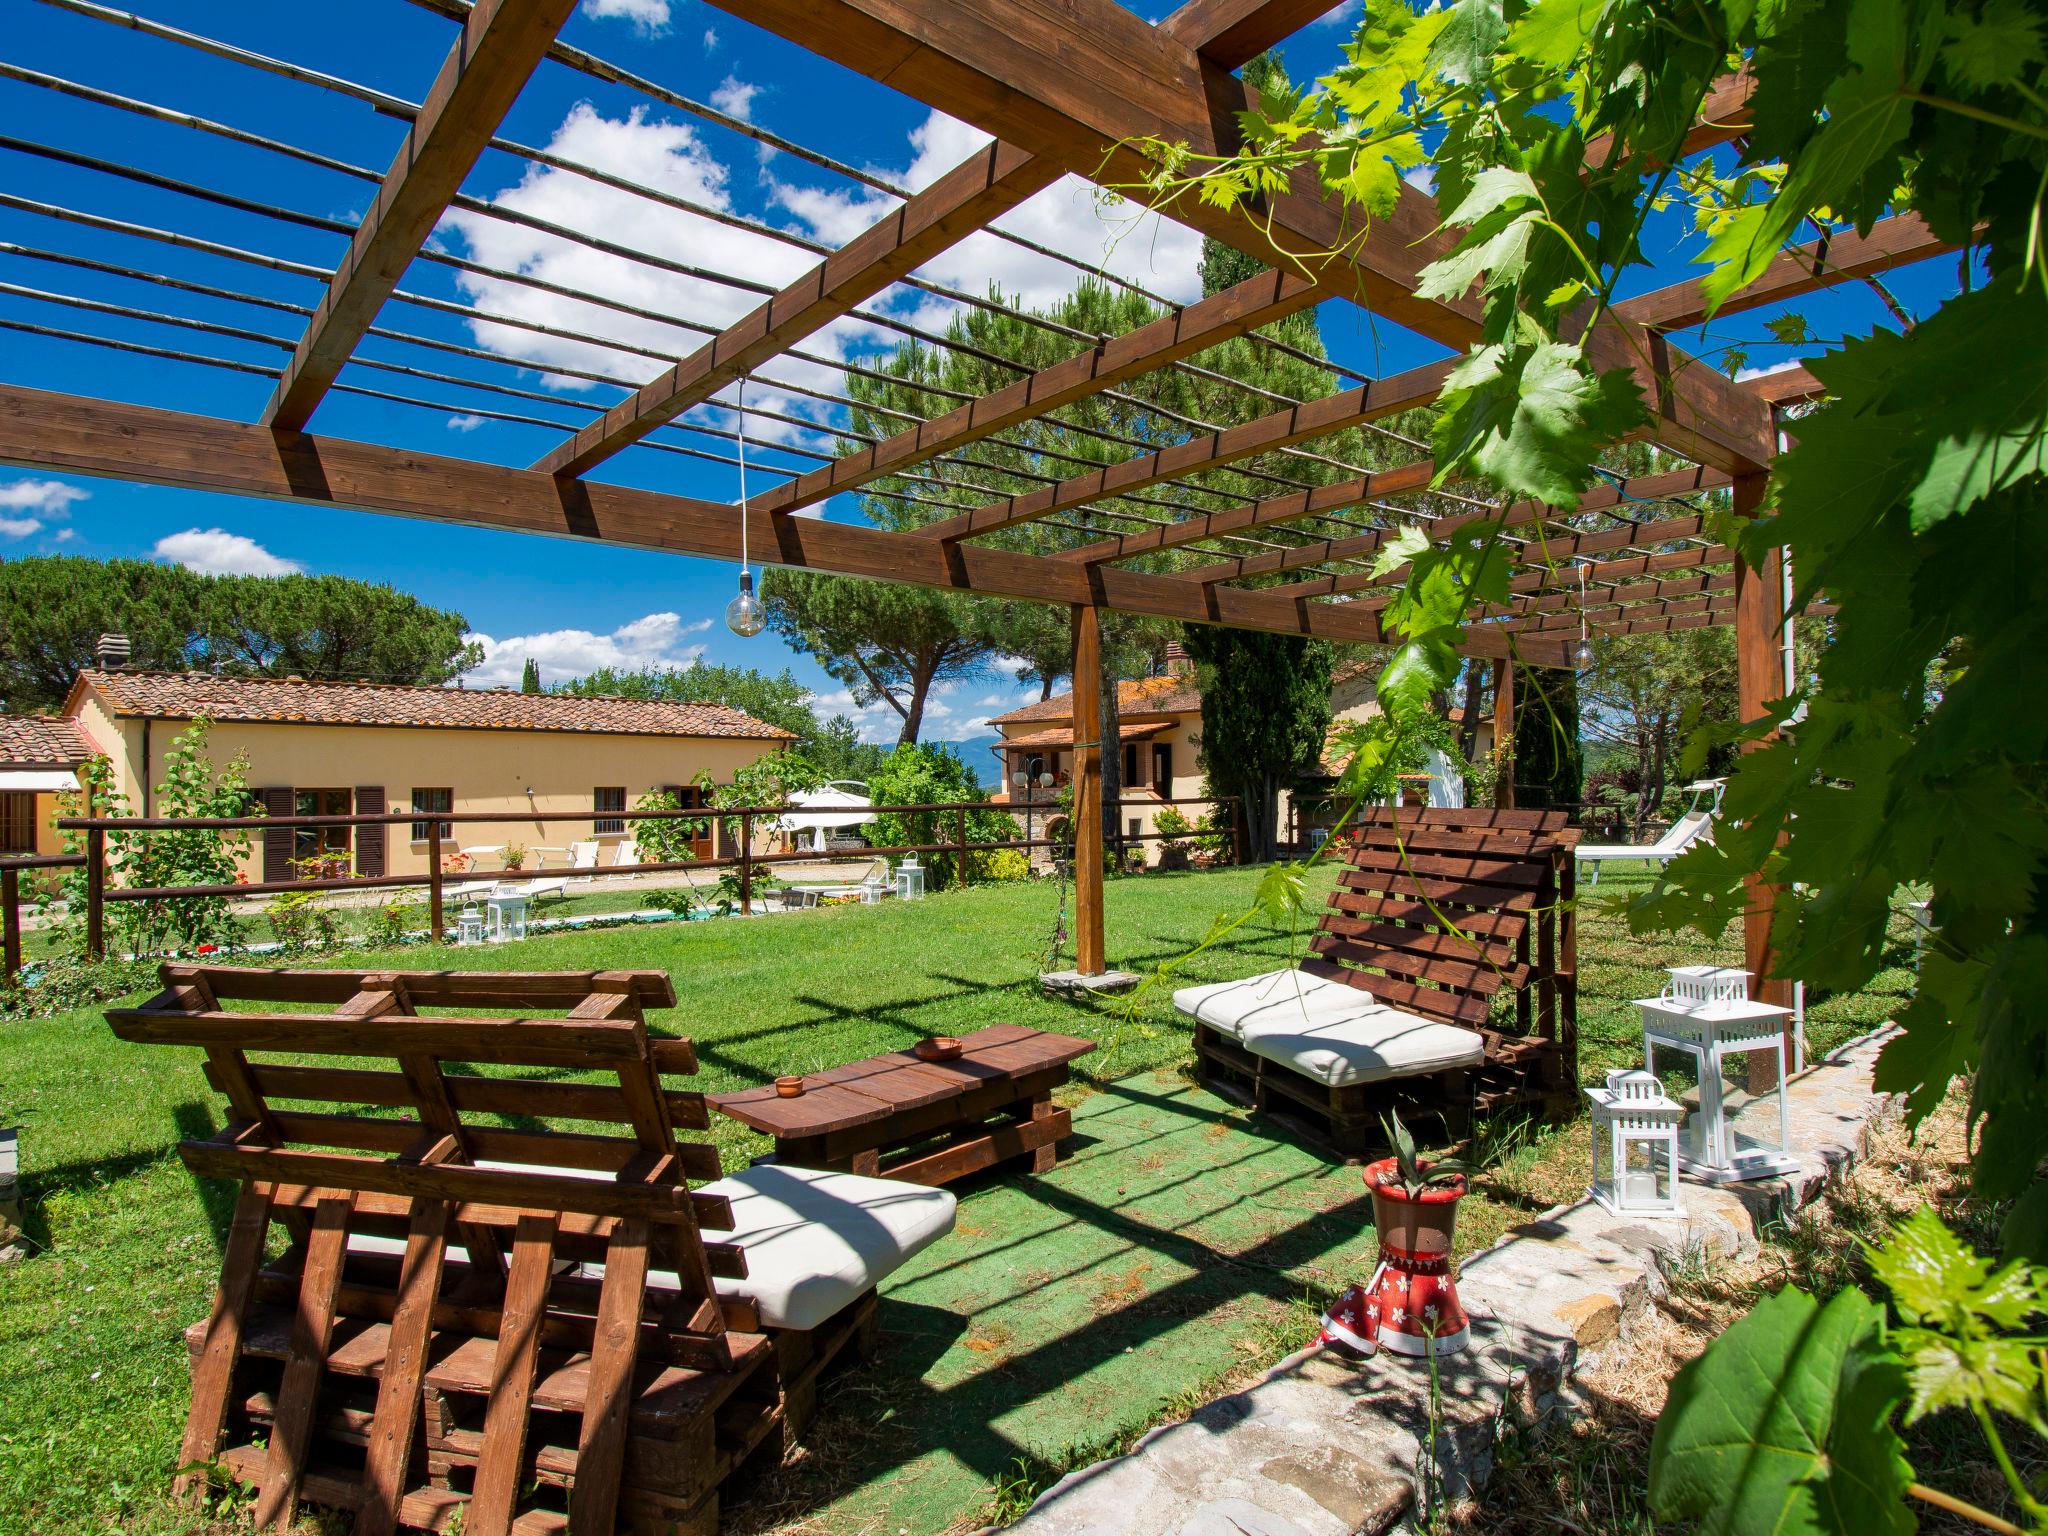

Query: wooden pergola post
[1492,659,1517,809]
[1070,604,1106,975]
[1732,472,1795,1061]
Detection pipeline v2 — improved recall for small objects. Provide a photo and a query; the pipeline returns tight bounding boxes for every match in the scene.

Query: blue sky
[0,0,1961,768]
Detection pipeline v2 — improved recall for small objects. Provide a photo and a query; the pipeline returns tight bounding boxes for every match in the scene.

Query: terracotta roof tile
[990,674,1202,726]
[0,714,95,766]
[74,671,796,741]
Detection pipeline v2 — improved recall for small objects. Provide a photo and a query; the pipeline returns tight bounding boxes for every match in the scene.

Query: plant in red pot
[1321,1112,1476,1360]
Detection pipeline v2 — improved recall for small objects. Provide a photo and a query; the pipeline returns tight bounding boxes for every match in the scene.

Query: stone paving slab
[988,1027,1898,1536]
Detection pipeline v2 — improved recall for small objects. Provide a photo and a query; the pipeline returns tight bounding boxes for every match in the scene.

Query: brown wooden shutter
[355,785,386,877]
[260,787,294,883]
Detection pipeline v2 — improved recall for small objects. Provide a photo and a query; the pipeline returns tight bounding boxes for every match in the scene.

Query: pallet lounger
[1176,807,1581,1155]
[108,964,955,1535]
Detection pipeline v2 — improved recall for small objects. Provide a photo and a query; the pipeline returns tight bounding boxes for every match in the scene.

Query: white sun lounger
[1575,781,1723,883]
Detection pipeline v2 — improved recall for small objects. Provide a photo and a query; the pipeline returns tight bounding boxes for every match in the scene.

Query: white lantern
[1660,965,1750,1005]
[894,855,926,901]
[1639,991,1799,1184]
[1585,1069,1683,1218]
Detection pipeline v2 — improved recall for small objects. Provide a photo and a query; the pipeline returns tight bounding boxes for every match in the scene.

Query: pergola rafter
[0,0,1931,983]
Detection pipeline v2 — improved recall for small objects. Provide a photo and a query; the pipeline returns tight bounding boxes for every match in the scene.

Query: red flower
[196,944,218,955]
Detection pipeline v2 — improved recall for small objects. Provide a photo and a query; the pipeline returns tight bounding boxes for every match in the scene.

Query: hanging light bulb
[726,376,765,638]
[1573,562,1594,669]
[727,568,765,637]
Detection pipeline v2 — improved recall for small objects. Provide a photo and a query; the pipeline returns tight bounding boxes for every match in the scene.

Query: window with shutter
[259,786,294,883]
[355,785,386,878]
[594,786,625,834]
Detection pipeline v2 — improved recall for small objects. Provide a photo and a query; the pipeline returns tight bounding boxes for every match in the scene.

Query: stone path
[986,1027,1898,1536]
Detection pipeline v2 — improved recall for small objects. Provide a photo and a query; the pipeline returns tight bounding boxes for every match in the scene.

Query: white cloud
[0,517,41,540]
[465,611,714,687]
[0,477,89,517]
[446,413,488,433]
[51,526,76,543]
[772,110,1205,312]
[710,75,760,122]
[153,528,301,577]
[702,27,719,50]
[581,0,668,31]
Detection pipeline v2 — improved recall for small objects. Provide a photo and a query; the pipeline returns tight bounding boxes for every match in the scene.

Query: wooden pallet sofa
[106,964,957,1535]
[1176,808,1580,1154]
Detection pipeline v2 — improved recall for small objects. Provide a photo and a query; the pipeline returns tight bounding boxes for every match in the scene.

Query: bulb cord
[735,377,750,577]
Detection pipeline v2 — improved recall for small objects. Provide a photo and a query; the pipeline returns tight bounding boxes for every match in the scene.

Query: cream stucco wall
[998,712,1214,865]
[73,701,783,880]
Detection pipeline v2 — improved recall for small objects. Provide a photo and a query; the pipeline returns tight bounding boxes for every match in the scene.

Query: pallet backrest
[108,964,760,1534]
[1306,807,1579,1031]
[105,962,739,1284]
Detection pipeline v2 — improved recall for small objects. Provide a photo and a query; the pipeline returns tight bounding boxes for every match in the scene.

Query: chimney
[1162,640,1193,678]
[95,632,131,671]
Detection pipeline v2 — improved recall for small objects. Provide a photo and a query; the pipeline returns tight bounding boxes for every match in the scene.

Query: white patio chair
[520,840,602,903]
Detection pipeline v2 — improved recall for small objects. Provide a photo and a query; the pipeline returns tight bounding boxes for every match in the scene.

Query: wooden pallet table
[709,1024,1094,1186]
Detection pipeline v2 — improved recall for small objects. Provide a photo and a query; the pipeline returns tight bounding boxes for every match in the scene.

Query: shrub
[640,886,699,917]
[368,894,424,947]
[1153,806,1195,851]
[0,952,158,1021]
[975,847,1031,883]
[868,743,1015,886]
[633,788,707,865]
[265,866,340,952]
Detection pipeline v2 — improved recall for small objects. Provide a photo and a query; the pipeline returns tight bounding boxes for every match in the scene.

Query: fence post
[427,823,445,944]
[3,867,19,981]
[739,812,753,915]
[955,807,968,889]
[1230,797,1247,867]
[85,825,106,960]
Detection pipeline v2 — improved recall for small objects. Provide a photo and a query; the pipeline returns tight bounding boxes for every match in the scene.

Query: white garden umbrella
[777,782,877,851]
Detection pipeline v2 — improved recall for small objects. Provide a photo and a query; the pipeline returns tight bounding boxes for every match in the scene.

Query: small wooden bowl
[914,1037,964,1063]
[774,1075,806,1098]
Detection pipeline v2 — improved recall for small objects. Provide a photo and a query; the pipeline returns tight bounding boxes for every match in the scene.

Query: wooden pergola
[0,0,1943,995]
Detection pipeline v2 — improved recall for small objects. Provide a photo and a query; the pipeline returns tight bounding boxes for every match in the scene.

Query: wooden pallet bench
[111,964,955,1535]
[1177,808,1580,1155]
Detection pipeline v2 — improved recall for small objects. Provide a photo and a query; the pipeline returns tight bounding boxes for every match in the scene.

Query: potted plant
[1365,1110,1473,1256]
[503,844,528,871]
[1153,806,1194,871]
[1355,1111,1478,1358]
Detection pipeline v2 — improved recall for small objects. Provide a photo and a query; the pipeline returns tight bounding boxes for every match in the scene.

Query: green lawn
[0,864,1918,1535]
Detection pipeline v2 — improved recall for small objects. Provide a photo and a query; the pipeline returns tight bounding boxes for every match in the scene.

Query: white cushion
[1173,967,1370,1040]
[692,1164,955,1331]
[1244,1006,1484,1088]
[1177,966,1485,1087]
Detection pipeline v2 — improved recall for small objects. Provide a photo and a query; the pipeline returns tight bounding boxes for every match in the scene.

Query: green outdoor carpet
[732,1072,1380,1535]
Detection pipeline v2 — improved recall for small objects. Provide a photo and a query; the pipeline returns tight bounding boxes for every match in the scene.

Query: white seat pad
[1173,967,1365,1040]
[1243,1004,1485,1088]
[691,1164,956,1331]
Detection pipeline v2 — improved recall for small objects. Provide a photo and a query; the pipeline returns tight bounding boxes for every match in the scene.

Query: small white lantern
[1660,965,1750,1005]
[1639,991,1799,1184]
[1585,1068,1683,1217]
[894,855,926,901]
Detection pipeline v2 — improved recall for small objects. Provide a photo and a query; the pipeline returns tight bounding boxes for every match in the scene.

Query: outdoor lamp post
[1585,1068,1683,1217]
[1638,988,1799,1184]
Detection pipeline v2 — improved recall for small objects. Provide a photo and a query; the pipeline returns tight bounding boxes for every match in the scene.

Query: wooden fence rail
[12,795,1238,968]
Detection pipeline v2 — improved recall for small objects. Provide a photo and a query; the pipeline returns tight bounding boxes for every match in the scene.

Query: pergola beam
[530,143,1062,478]
[1242,467,1732,600]
[699,0,1773,474]
[744,266,1320,519]
[0,383,1567,661]
[1616,213,1950,334]
[263,0,577,430]
[913,359,1456,543]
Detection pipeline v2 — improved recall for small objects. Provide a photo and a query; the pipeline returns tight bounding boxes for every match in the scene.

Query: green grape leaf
[1868,1207,2045,1333]
[1376,638,1458,725]
[1507,0,1610,69]
[1433,339,1649,507]
[1891,1330,2044,1423]
[1873,986,1979,1125]
[1649,1285,1909,1536]
[1425,0,1508,85]
[1253,860,1312,923]
[1369,524,1433,579]
[1811,1346,1915,1536]
[1941,0,2045,89]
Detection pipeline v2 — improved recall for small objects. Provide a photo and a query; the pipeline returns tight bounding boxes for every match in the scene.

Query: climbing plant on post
[1131,0,2048,1526]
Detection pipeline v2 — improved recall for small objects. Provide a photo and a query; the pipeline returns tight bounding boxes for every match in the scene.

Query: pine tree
[519,657,541,694]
